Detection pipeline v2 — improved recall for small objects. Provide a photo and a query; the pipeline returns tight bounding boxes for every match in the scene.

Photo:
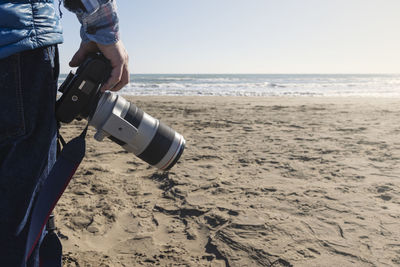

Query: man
[0,0,129,265]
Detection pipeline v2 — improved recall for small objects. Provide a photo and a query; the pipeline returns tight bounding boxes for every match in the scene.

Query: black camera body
[56,53,111,123]
[55,53,185,170]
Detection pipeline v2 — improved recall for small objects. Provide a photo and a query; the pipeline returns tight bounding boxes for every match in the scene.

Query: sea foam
[58,74,400,97]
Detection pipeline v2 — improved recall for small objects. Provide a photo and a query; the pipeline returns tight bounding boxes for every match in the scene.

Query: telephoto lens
[55,53,185,170]
[89,92,185,170]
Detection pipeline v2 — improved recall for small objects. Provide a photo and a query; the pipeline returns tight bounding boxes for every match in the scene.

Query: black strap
[24,125,88,264]
[39,214,62,266]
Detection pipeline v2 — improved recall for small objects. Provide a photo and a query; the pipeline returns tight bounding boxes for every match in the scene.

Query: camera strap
[24,125,88,266]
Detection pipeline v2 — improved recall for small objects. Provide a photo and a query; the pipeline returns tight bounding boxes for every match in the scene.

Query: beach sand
[55,96,400,266]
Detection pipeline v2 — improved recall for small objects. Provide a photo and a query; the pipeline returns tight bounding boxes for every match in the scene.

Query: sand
[55,96,400,267]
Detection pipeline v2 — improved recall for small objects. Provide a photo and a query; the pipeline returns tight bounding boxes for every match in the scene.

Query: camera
[56,53,185,170]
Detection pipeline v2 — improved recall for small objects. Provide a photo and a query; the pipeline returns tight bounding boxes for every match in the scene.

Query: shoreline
[123,94,400,100]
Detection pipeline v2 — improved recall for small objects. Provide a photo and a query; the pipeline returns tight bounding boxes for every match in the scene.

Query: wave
[58,74,400,97]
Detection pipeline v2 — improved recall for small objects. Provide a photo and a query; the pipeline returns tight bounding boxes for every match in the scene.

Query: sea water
[59,74,400,97]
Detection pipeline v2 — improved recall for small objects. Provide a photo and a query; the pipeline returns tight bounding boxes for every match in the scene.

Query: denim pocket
[0,54,25,142]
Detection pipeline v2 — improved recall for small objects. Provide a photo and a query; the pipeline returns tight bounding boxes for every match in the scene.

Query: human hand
[69,40,130,92]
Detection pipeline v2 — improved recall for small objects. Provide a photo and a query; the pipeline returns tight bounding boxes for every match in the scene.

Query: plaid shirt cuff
[70,0,120,45]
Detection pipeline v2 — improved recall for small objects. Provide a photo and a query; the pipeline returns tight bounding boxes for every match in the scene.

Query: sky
[58,0,400,74]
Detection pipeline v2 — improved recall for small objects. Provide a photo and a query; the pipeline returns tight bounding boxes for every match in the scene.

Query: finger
[100,63,123,92]
[109,65,129,92]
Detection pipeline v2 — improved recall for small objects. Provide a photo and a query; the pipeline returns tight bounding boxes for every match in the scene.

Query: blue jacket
[0,0,63,59]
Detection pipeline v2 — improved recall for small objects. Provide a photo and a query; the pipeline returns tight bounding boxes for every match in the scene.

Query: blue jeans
[0,46,59,266]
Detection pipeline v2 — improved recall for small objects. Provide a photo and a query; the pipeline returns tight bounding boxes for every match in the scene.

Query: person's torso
[0,0,63,59]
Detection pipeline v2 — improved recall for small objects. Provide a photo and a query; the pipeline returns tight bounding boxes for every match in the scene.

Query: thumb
[69,42,98,67]
[69,48,86,67]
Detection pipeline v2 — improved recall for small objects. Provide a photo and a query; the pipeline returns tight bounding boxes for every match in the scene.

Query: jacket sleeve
[64,0,120,45]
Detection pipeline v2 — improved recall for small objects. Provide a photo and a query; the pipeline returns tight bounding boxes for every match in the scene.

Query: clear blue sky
[59,0,400,74]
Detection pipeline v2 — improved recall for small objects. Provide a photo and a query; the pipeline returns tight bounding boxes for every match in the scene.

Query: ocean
[59,74,400,97]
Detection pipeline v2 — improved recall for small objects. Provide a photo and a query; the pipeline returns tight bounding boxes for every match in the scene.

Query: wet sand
[56,96,400,266]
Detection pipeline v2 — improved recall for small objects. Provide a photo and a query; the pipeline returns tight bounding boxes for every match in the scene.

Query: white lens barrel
[89,92,185,170]
[123,112,158,155]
